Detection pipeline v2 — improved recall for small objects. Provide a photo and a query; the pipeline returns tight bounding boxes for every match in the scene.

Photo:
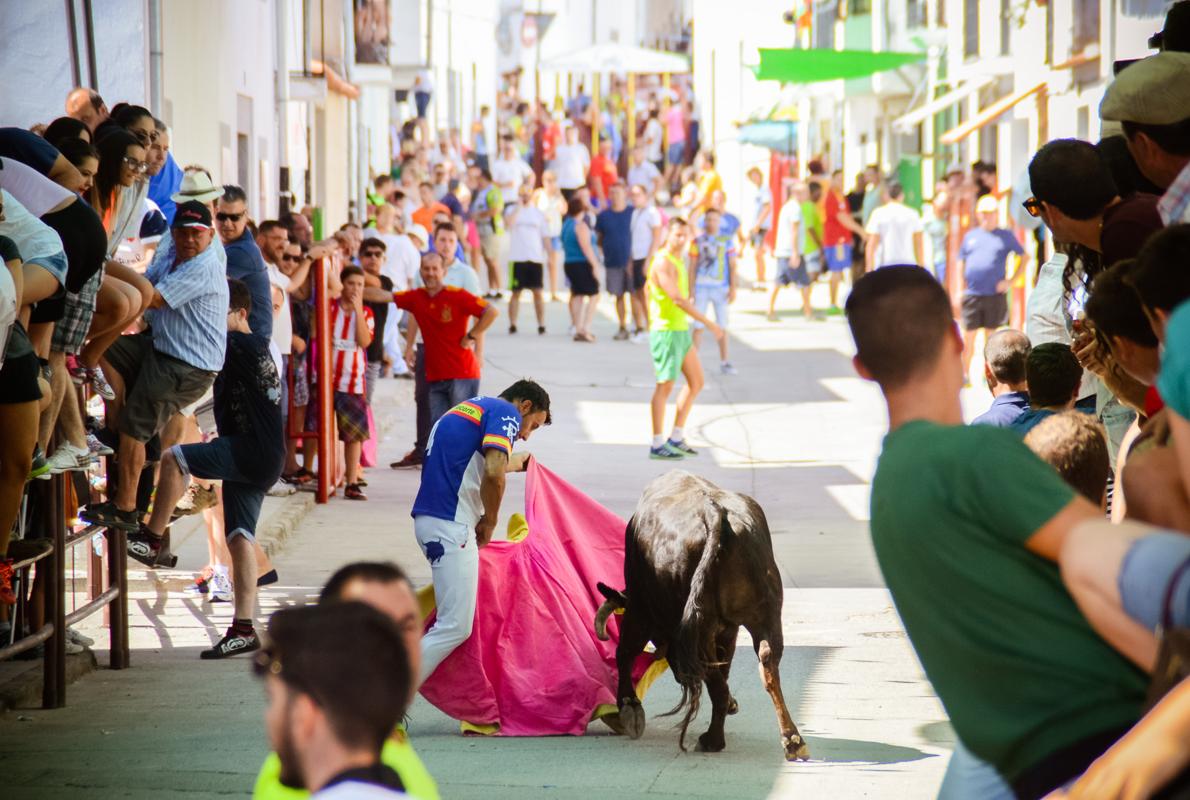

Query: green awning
[754,48,925,83]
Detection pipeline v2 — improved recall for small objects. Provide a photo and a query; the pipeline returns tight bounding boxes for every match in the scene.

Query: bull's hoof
[696,730,726,753]
[727,696,739,715]
[619,699,646,740]
[598,712,626,735]
[784,734,811,762]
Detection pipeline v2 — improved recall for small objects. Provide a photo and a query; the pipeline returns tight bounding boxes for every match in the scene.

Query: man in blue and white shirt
[84,201,228,532]
[412,379,551,683]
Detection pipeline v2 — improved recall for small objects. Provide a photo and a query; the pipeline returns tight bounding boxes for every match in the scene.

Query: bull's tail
[659,506,730,750]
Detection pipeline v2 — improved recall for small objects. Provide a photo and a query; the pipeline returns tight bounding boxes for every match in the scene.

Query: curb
[0,650,97,713]
[257,491,317,559]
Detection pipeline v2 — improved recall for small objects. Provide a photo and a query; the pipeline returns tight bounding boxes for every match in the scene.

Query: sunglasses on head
[216,211,245,222]
[1022,197,1043,218]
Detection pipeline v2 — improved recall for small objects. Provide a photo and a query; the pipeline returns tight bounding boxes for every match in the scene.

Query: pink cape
[418,461,649,736]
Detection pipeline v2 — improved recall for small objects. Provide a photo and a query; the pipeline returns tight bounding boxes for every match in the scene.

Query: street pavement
[0,281,1000,798]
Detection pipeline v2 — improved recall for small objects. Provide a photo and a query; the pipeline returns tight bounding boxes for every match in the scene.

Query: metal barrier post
[313,256,336,503]
[107,526,129,669]
[42,477,66,708]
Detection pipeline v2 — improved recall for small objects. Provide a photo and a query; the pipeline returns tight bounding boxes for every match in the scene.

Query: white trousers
[414,515,479,683]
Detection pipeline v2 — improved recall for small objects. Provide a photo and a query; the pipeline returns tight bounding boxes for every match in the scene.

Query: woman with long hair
[560,195,601,342]
[532,169,566,302]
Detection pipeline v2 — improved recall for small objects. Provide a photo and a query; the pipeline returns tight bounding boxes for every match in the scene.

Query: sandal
[344,483,367,501]
[283,468,314,486]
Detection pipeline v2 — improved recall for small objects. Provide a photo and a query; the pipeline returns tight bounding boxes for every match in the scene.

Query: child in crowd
[1024,411,1111,508]
[332,266,375,500]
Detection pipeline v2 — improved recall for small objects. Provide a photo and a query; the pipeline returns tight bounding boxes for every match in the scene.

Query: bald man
[65,88,108,131]
[971,328,1032,428]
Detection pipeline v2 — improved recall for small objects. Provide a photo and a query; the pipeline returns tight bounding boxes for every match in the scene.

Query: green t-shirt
[870,421,1146,782]
[799,201,823,255]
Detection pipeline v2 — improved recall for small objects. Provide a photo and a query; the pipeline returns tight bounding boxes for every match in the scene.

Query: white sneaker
[720,362,739,376]
[567,324,576,337]
[266,480,296,497]
[47,443,96,474]
[629,330,647,344]
[66,627,95,647]
[209,570,232,603]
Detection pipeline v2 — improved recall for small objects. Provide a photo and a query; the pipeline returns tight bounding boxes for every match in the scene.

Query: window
[964,0,979,58]
[907,0,926,28]
[1072,0,1101,53]
[848,0,871,15]
[1045,0,1054,64]
[937,0,946,27]
[815,0,838,49]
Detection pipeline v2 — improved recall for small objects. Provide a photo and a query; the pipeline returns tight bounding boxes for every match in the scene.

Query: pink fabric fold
[417,460,642,735]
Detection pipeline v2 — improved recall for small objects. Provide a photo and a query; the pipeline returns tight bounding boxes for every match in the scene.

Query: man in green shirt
[846,266,1147,799]
[646,216,723,460]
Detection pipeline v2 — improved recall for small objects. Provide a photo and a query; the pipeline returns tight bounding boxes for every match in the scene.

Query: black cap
[172,200,213,230]
[1151,0,1190,51]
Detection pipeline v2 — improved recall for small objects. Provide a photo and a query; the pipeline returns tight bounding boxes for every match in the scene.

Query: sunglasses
[1022,197,1043,218]
[282,253,302,262]
[360,250,384,259]
[122,156,148,173]
[216,212,245,222]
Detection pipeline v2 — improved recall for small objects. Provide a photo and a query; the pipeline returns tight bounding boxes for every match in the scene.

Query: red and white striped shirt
[330,301,374,395]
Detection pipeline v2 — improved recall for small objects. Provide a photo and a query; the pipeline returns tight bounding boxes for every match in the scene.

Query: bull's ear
[596,582,627,605]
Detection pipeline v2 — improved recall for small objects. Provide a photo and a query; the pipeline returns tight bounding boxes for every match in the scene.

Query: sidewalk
[0,284,955,798]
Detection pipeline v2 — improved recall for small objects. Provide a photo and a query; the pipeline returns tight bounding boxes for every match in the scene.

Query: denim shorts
[1119,531,1190,630]
[693,284,730,329]
[173,440,267,544]
[667,141,685,166]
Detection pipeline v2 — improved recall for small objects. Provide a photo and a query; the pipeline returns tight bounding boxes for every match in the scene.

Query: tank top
[561,217,586,264]
[648,250,689,332]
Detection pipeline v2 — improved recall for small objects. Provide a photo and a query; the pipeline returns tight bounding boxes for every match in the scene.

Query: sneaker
[567,324,576,337]
[66,355,88,385]
[266,480,296,497]
[720,362,739,376]
[392,369,414,380]
[184,575,211,595]
[66,628,95,647]
[630,331,647,345]
[345,483,367,500]
[47,443,96,474]
[28,446,51,481]
[613,328,630,341]
[649,443,685,460]
[825,305,844,316]
[86,432,114,457]
[126,527,165,566]
[390,450,424,469]
[90,367,116,401]
[0,560,16,604]
[171,483,218,519]
[200,626,260,660]
[208,570,233,603]
[81,501,139,531]
[667,439,698,457]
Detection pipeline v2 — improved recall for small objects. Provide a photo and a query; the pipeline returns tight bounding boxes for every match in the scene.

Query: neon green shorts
[650,329,692,383]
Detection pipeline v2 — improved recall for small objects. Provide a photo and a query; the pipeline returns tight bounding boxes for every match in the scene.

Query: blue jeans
[428,378,481,425]
[937,739,1014,800]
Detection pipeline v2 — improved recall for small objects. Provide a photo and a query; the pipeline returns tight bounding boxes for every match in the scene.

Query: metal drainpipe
[148,0,163,116]
[276,0,291,216]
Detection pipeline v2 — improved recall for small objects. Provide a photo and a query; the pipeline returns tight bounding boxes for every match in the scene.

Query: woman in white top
[532,170,567,302]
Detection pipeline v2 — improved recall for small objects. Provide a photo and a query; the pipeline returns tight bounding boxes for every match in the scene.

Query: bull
[595,470,809,761]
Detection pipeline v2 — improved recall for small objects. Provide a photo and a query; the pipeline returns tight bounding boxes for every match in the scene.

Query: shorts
[667,141,686,166]
[465,220,480,250]
[961,293,1009,331]
[105,331,217,443]
[650,329,692,383]
[628,258,649,291]
[564,261,599,296]
[776,256,811,288]
[291,351,309,407]
[334,390,371,442]
[415,90,431,119]
[28,250,70,324]
[511,261,544,291]
[1119,531,1190,630]
[478,227,503,260]
[30,249,69,287]
[0,350,43,404]
[51,267,103,355]
[824,243,853,273]
[173,440,267,544]
[693,284,730,329]
[604,266,630,296]
[750,229,770,249]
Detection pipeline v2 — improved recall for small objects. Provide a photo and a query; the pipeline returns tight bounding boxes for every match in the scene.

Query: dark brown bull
[595,470,809,761]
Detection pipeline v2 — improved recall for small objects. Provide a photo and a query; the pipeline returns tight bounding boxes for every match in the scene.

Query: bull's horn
[594,598,619,641]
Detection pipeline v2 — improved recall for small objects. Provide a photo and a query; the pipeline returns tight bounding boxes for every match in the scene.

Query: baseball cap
[975,195,999,214]
[1100,51,1190,125]
[172,200,213,230]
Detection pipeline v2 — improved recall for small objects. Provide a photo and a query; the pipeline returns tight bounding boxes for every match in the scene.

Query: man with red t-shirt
[395,252,499,424]
[588,139,619,210]
[821,169,868,314]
